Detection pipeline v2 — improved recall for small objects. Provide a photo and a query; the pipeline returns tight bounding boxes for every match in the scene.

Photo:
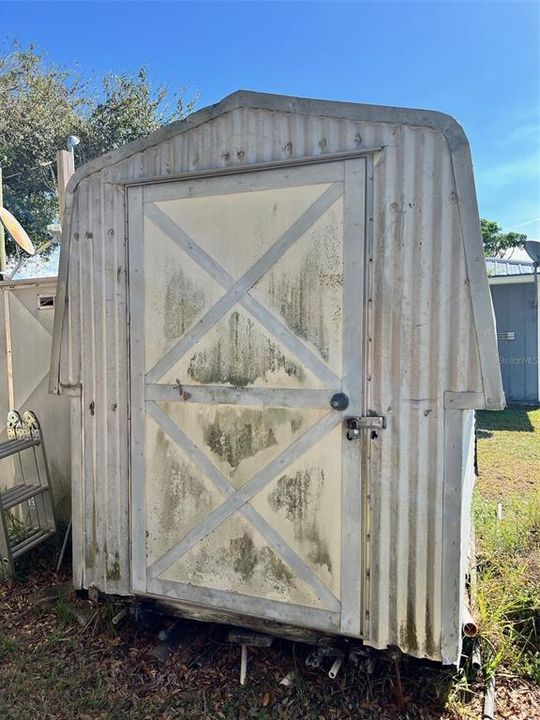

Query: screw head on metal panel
[330,393,349,411]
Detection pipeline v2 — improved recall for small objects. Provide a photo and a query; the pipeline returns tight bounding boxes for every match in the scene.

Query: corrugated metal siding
[53,98,498,662]
[64,177,131,590]
[58,106,395,597]
[367,126,483,660]
[486,257,535,276]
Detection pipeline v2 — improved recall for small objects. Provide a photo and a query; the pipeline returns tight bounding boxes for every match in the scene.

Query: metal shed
[50,91,504,665]
[487,258,539,405]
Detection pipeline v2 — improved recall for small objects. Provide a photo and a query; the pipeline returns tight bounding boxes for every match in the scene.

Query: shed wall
[0,279,71,520]
[52,97,501,662]
[368,127,484,660]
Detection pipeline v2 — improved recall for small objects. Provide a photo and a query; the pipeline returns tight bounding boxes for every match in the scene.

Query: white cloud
[476,153,540,189]
[507,217,540,230]
[500,122,540,145]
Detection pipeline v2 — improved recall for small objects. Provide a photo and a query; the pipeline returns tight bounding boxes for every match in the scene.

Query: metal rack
[0,410,56,577]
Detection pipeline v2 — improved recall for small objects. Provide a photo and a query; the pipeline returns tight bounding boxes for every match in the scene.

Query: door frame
[126,154,375,637]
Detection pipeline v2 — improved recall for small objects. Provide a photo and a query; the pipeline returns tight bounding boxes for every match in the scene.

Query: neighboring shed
[50,91,504,665]
[487,258,539,405]
[0,278,71,519]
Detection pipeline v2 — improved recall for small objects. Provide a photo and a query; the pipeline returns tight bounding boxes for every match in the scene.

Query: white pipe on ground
[463,605,479,638]
[483,672,496,719]
[328,657,343,679]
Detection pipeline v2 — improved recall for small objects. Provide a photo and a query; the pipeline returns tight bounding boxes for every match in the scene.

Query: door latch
[345,416,386,440]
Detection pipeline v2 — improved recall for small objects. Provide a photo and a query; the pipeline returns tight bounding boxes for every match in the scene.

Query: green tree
[0,44,83,254]
[79,68,196,162]
[0,43,196,257]
[481,218,527,258]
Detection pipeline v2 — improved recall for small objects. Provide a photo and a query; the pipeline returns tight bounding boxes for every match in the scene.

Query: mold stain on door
[269,468,333,573]
[186,310,306,387]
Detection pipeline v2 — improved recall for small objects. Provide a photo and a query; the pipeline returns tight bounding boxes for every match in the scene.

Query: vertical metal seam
[362,153,375,638]
[3,291,14,409]
[127,186,146,593]
[340,158,366,635]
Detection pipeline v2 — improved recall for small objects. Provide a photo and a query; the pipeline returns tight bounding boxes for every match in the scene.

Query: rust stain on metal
[106,552,121,581]
[400,598,419,656]
[175,378,191,401]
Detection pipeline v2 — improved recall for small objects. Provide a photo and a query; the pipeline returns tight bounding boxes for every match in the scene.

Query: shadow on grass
[476,407,538,434]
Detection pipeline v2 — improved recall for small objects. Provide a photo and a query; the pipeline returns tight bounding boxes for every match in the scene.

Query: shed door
[128,159,367,636]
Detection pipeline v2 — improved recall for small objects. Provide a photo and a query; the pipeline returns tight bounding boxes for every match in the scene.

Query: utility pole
[0,166,6,278]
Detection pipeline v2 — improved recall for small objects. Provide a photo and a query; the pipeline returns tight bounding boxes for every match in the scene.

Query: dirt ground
[1,407,539,718]
[0,551,538,720]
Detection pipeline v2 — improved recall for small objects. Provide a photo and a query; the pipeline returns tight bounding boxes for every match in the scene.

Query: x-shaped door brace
[147,401,341,609]
[143,181,345,610]
[144,182,343,387]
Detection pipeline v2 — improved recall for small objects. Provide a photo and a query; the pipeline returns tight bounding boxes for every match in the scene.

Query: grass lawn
[473,407,540,692]
[476,406,540,498]
[0,407,538,719]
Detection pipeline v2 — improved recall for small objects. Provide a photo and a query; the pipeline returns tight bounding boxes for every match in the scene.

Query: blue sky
[3,0,540,240]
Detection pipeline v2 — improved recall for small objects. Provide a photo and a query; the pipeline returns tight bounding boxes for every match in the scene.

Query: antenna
[66,135,80,152]
[524,240,540,266]
[0,207,36,255]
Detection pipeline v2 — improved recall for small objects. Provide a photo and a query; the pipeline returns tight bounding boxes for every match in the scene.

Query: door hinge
[345,416,386,440]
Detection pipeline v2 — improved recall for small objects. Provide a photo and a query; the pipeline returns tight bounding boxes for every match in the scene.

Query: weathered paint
[50,92,504,664]
[180,309,310,388]
[252,424,343,597]
[133,164,350,634]
[0,278,71,519]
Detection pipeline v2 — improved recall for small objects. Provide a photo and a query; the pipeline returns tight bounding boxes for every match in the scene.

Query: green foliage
[54,596,73,627]
[0,43,83,254]
[473,406,540,687]
[5,509,32,545]
[473,491,540,681]
[79,68,196,161]
[0,636,17,660]
[0,42,196,256]
[481,218,527,258]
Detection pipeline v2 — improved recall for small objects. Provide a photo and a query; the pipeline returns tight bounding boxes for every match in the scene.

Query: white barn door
[128,159,367,636]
